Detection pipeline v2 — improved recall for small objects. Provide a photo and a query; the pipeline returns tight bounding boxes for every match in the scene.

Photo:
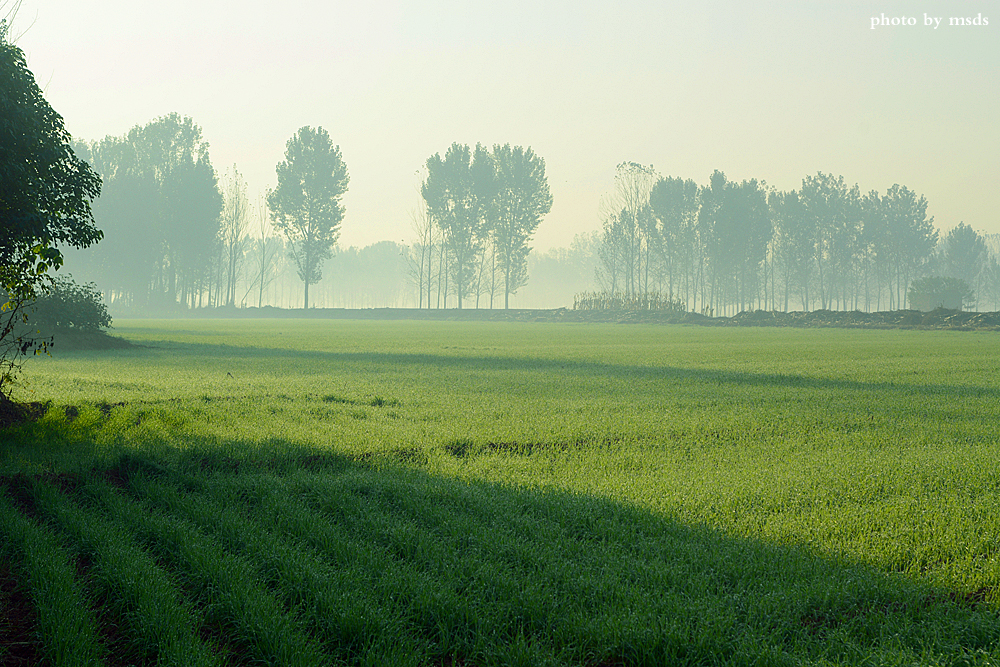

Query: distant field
[2,319,1000,666]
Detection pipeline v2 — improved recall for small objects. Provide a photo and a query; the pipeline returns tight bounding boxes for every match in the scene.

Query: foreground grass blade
[80,477,331,667]
[129,471,432,666]
[26,478,224,667]
[0,489,105,667]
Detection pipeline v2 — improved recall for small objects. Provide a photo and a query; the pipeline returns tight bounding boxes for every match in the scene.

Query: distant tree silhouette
[219,165,250,306]
[490,144,552,308]
[943,223,987,302]
[599,163,657,298]
[422,143,494,308]
[75,114,222,310]
[267,126,349,309]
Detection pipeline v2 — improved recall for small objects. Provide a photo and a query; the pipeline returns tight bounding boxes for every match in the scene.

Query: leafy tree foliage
[649,176,699,306]
[73,114,222,310]
[422,144,487,308]
[943,223,986,292]
[696,172,771,315]
[591,164,952,316]
[908,276,973,311]
[0,41,102,274]
[769,188,813,311]
[30,276,111,331]
[267,126,349,309]
[1,35,102,398]
[799,173,861,310]
[883,184,938,309]
[421,143,551,309]
[491,144,552,308]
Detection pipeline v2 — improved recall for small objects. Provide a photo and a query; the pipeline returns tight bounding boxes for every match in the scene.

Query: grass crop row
[0,489,105,667]
[75,475,331,667]
[81,453,1000,666]
[24,476,224,667]
[4,319,1000,665]
[122,467,437,666]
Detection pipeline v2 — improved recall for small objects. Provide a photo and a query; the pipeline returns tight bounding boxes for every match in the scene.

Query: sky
[9,0,999,251]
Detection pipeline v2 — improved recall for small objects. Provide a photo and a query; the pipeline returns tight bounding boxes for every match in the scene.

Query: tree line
[67,121,555,312]
[596,163,999,315]
[68,119,350,311]
[412,142,552,309]
[62,113,997,314]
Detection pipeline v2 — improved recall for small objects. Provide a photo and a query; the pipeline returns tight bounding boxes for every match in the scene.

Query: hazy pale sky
[11,0,998,250]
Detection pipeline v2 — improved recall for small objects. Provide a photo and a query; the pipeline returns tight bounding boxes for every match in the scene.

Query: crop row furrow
[126,471,434,666]
[78,477,330,667]
[0,491,105,667]
[188,470,498,658]
[25,477,224,667]
[200,469,581,661]
[279,469,739,662]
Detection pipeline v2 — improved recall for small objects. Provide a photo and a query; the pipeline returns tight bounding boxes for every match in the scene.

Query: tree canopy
[73,113,222,310]
[1,35,102,398]
[422,143,488,309]
[0,38,102,283]
[492,144,552,308]
[267,126,349,309]
[421,142,551,309]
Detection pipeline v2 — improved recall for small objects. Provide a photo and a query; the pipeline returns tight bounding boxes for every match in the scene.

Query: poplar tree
[267,126,349,309]
[492,144,552,308]
[421,143,490,308]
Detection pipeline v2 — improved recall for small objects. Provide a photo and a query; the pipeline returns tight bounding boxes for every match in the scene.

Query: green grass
[2,318,1000,665]
[0,492,106,666]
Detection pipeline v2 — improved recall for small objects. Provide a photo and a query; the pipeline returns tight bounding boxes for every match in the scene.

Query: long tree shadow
[119,337,1000,401]
[2,425,997,666]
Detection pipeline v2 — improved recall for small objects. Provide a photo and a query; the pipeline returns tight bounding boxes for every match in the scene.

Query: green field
[2,319,1000,666]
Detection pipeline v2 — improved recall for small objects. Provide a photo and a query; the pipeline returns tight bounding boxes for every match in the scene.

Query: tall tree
[247,190,280,308]
[267,126,349,309]
[883,183,936,309]
[137,114,219,307]
[598,162,657,297]
[769,189,816,311]
[858,189,889,311]
[422,143,494,308]
[77,113,221,310]
[731,178,772,311]
[697,170,729,312]
[649,176,699,305]
[943,222,986,292]
[407,198,442,310]
[83,138,161,308]
[161,148,221,308]
[491,144,552,308]
[1,32,102,400]
[219,165,250,306]
[597,208,628,295]
[799,173,861,310]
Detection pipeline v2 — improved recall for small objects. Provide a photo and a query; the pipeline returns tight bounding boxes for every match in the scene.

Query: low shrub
[29,277,111,332]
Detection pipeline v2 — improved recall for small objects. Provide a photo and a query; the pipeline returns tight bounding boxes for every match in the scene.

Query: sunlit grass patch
[2,319,1000,664]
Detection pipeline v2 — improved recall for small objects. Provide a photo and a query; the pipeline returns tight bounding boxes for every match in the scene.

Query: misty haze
[2,1,999,665]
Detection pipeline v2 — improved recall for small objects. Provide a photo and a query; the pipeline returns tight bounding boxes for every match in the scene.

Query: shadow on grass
[1,416,998,666]
[109,337,1000,402]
